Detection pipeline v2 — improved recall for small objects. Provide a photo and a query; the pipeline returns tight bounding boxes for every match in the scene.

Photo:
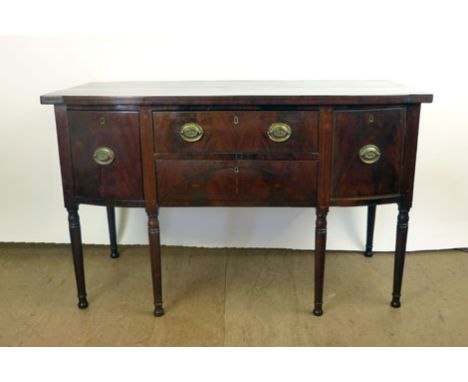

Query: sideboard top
[41,80,433,106]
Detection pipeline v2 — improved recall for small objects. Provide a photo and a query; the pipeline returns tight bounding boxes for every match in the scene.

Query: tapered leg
[67,206,88,309]
[313,207,328,316]
[391,203,410,308]
[147,211,164,316]
[364,205,377,257]
[106,206,119,259]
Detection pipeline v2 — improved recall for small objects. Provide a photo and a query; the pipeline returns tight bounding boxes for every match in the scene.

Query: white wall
[0,1,467,250]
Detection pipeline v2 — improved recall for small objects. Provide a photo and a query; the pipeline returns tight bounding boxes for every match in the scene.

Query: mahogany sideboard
[41,81,433,316]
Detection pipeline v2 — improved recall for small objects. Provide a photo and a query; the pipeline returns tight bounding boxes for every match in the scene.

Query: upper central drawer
[153,111,318,154]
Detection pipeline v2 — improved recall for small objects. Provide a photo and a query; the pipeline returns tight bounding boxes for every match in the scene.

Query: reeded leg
[67,206,88,309]
[313,207,328,316]
[147,210,164,317]
[391,203,410,308]
[106,206,119,259]
[364,204,376,257]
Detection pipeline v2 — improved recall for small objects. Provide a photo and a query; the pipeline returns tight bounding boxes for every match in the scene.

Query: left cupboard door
[68,111,144,203]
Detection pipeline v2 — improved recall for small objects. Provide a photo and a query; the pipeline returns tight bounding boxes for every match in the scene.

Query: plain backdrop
[0,1,467,251]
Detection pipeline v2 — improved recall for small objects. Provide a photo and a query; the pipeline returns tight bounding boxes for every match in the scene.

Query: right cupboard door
[331,107,406,200]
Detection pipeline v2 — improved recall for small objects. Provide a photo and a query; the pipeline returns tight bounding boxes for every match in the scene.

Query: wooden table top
[41,80,433,105]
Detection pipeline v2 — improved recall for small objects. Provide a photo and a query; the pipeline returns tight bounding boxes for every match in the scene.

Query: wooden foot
[391,203,410,309]
[147,210,164,317]
[390,295,401,308]
[364,204,376,257]
[154,304,165,317]
[313,303,323,316]
[314,207,328,317]
[106,206,120,259]
[67,206,88,310]
[78,295,89,309]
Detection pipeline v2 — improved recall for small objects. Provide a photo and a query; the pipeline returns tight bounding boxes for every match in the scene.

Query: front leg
[391,203,410,308]
[364,204,376,257]
[67,206,88,309]
[106,206,120,259]
[147,210,164,316]
[313,207,329,316]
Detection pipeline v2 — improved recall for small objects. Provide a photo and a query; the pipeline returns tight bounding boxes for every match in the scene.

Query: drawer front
[68,111,143,201]
[237,160,316,205]
[235,111,318,153]
[154,112,236,153]
[156,160,237,205]
[156,160,317,206]
[331,107,406,199]
[153,111,318,153]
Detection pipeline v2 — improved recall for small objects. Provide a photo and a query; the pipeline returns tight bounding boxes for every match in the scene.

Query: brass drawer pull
[359,144,381,164]
[93,147,115,166]
[268,122,292,142]
[180,122,204,142]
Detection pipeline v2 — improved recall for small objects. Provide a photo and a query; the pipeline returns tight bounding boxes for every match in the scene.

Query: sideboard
[41,81,433,316]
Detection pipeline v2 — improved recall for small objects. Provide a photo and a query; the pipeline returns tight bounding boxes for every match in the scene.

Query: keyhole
[233,115,239,125]
[234,166,239,174]
[369,114,375,123]
[99,116,106,126]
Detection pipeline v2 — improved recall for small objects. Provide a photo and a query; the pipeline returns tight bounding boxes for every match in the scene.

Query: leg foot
[110,249,120,259]
[78,295,89,309]
[364,249,374,257]
[154,304,165,317]
[390,295,401,308]
[313,303,323,316]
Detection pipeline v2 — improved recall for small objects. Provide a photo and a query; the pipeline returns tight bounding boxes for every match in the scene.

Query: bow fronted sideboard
[41,81,432,316]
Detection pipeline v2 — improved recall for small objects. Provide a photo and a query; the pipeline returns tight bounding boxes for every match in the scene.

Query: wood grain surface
[40,81,433,105]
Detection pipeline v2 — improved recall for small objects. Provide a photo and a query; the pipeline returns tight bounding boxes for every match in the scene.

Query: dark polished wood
[365,205,377,257]
[68,111,143,201]
[331,107,405,199]
[42,81,432,316]
[314,208,328,316]
[106,207,119,259]
[67,206,88,309]
[41,81,433,106]
[391,203,411,308]
[156,159,317,206]
[154,110,318,154]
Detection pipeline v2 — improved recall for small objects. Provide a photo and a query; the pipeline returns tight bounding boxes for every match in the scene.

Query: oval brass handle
[93,147,115,166]
[268,122,292,142]
[180,122,204,142]
[359,144,381,164]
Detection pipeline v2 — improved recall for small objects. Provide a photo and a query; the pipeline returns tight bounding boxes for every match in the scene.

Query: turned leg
[147,210,164,316]
[391,203,410,308]
[313,207,328,316]
[364,204,377,257]
[67,206,88,309]
[106,206,120,259]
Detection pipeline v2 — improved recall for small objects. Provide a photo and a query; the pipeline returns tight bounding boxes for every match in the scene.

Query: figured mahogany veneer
[331,107,406,200]
[154,110,318,154]
[68,110,144,202]
[156,159,317,206]
[41,81,432,317]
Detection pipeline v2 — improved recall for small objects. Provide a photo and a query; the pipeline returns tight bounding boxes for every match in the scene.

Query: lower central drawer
[156,160,317,206]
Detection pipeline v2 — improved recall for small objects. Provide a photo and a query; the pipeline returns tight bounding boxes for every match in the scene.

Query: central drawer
[153,110,318,153]
[156,160,317,206]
